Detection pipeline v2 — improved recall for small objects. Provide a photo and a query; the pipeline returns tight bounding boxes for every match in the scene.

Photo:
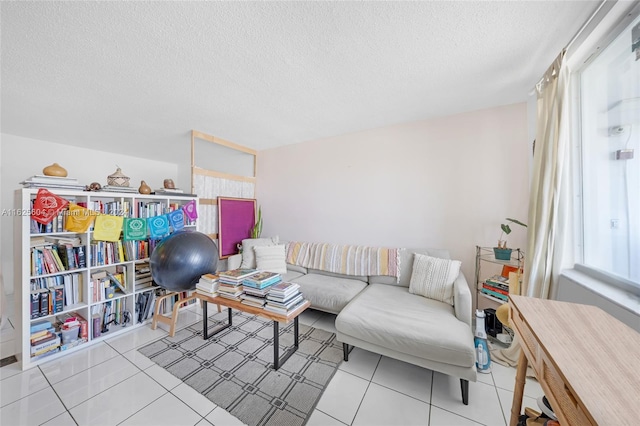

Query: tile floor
[1,298,544,426]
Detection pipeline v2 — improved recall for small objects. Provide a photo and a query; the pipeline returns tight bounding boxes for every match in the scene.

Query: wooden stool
[151,291,220,337]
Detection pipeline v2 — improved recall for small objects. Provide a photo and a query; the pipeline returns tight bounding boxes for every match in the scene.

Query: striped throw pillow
[408,253,461,305]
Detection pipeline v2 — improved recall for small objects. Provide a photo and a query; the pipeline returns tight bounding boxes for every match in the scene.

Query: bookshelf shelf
[474,246,524,311]
[15,188,200,370]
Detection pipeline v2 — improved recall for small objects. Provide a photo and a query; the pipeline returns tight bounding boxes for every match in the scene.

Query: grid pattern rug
[139,309,343,426]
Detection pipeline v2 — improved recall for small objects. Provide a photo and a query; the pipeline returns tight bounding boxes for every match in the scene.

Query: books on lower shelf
[29,311,89,359]
[481,274,509,302]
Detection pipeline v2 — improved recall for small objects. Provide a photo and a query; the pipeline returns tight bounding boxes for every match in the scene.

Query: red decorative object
[31,188,69,225]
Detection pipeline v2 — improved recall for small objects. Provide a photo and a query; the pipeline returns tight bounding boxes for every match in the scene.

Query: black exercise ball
[149,231,218,291]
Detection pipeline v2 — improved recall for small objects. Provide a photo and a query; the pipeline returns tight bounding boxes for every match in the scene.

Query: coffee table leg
[272,317,301,370]
[202,303,232,340]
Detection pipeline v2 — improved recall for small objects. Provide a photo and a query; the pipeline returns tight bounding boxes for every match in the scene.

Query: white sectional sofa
[227,243,477,404]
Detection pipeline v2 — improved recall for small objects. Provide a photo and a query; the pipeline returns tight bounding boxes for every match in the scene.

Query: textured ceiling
[1,1,601,162]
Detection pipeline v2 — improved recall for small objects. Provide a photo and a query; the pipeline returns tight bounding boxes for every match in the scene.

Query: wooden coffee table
[195,293,311,370]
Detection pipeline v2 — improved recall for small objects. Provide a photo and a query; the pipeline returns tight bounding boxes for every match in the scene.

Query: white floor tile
[352,382,430,426]
[315,370,369,425]
[371,356,432,403]
[195,419,214,426]
[338,348,381,381]
[104,324,166,354]
[312,313,337,334]
[53,355,139,408]
[490,361,543,398]
[145,363,183,390]
[41,410,78,426]
[123,347,156,370]
[205,406,247,426]
[431,372,505,426]
[429,406,483,426]
[496,386,538,425]
[0,361,23,381]
[476,369,493,385]
[0,366,49,407]
[40,341,120,384]
[69,371,166,425]
[120,392,202,425]
[172,382,217,417]
[307,409,347,426]
[0,387,66,425]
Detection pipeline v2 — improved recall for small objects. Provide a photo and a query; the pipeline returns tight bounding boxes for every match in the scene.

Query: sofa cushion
[293,273,367,314]
[336,284,475,368]
[254,244,287,274]
[409,253,461,305]
[281,270,305,282]
[240,236,279,269]
[287,264,307,274]
[307,268,368,283]
[369,248,451,287]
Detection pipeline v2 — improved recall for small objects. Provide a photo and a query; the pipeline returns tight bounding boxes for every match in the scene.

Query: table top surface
[509,295,640,425]
[197,292,311,323]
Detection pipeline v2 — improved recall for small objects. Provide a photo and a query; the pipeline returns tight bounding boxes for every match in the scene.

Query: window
[577,13,640,291]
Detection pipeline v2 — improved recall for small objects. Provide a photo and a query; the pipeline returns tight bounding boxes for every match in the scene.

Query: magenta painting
[218,197,256,259]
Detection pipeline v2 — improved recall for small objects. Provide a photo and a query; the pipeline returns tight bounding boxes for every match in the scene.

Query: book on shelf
[481,288,508,301]
[154,188,184,193]
[30,319,53,333]
[99,185,140,193]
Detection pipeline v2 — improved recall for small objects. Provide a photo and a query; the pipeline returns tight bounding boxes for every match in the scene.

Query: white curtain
[492,50,574,368]
[523,50,574,299]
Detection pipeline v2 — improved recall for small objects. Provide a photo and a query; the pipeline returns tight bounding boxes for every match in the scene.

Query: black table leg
[202,302,232,340]
[272,316,300,370]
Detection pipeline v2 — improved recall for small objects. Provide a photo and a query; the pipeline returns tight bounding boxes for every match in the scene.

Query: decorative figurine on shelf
[85,182,102,192]
[163,179,175,189]
[138,180,151,194]
[42,163,68,177]
[107,166,130,187]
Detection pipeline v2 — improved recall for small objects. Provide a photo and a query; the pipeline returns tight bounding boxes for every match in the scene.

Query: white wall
[256,103,530,293]
[0,133,181,293]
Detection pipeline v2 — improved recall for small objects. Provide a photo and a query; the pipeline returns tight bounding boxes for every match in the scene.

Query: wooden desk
[509,295,640,426]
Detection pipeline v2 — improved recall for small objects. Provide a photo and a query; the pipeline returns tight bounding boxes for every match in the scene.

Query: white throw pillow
[408,253,461,305]
[254,244,287,274]
[240,236,279,269]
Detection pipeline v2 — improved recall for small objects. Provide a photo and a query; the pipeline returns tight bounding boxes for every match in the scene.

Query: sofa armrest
[227,253,242,270]
[453,272,472,327]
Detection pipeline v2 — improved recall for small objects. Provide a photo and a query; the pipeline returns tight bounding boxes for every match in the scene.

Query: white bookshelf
[14,188,199,370]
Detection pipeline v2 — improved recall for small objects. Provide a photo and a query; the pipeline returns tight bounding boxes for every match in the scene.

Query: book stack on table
[240,271,282,308]
[217,269,258,301]
[196,274,219,297]
[264,282,305,315]
[481,274,509,302]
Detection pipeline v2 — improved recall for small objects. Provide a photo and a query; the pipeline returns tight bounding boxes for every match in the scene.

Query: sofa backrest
[369,248,451,287]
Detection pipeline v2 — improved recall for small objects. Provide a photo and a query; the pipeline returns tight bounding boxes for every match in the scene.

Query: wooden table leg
[510,349,528,426]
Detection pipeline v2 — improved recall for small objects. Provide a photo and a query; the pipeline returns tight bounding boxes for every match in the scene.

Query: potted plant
[250,206,262,239]
[495,218,527,260]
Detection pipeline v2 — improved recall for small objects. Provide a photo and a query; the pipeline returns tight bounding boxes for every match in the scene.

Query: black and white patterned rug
[139,309,343,426]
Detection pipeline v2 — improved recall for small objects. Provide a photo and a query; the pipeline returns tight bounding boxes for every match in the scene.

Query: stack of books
[134,262,154,290]
[29,319,60,360]
[241,271,282,308]
[196,274,219,297]
[218,269,258,301]
[481,274,509,302]
[20,175,85,190]
[264,282,305,315]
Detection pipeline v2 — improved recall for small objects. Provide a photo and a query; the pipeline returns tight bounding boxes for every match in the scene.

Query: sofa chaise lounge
[228,240,477,404]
